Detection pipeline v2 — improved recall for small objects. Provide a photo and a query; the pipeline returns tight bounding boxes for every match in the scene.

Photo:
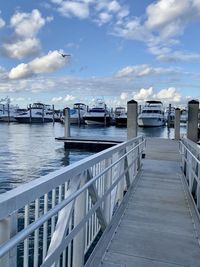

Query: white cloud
[120,92,128,100]
[8,50,69,79]
[134,87,153,101]
[1,9,52,59]
[155,87,181,102]
[133,86,182,103]
[98,12,112,25]
[10,9,46,38]
[57,1,90,19]
[2,38,40,59]
[116,64,179,78]
[0,17,5,28]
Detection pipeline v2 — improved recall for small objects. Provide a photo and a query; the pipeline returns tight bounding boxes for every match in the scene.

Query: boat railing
[0,135,145,267]
[179,138,200,214]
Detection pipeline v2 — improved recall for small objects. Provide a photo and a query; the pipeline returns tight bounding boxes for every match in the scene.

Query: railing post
[0,218,10,267]
[127,100,138,140]
[72,176,86,267]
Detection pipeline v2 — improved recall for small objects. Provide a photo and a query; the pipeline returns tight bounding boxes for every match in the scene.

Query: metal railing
[0,136,145,267]
[180,138,200,213]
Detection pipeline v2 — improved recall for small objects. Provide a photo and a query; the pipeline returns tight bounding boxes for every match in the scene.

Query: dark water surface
[0,122,186,193]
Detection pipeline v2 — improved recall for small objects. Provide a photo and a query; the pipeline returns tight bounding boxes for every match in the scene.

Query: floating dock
[56,136,125,150]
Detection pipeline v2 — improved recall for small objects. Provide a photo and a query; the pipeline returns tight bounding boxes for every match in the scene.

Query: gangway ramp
[88,139,200,267]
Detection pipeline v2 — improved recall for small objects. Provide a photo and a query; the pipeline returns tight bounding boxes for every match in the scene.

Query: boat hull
[15,117,53,123]
[83,116,110,125]
[115,117,127,126]
[138,117,165,127]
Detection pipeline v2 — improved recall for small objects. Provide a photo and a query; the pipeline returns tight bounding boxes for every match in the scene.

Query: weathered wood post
[167,103,171,128]
[174,108,180,140]
[0,219,10,267]
[29,104,32,124]
[127,100,138,140]
[52,104,55,125]
[3,104,5,114]
[63,107,70,138]
[187,100,199,143]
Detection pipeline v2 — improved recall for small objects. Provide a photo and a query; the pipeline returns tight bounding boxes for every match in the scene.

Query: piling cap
[175,108,180,110]
[188,99,199,104]
[127,99,137,104]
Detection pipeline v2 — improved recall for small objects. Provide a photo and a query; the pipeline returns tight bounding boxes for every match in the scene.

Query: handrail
[0,135,145,267]
[0,140,145,258]
[179,138,200,215]
[0,136,143,220]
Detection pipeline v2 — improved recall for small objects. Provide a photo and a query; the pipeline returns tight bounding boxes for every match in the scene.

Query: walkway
[89,138,200,267]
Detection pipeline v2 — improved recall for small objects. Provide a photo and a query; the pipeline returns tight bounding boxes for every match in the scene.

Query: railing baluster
[51,189,56,236]
[42,194,48,261]
[34,198,39,267]
[23,204,29,267]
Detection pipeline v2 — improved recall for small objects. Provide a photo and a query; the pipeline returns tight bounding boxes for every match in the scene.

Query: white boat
[180,109,188,123]
[165,107,175,126]
[115,107,127,126]
[70,103,87,124]
[83,99,111,125]
[138,100,166,127]
[15,103,53,123]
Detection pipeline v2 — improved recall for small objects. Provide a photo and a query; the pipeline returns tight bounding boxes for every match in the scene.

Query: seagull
[61,53,71,58]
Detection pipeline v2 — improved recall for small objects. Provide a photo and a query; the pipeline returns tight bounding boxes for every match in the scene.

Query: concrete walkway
[90,139,200,267]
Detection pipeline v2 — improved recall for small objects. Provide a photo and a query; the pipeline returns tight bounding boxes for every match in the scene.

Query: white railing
[0,136,145,267]
[180,138,200,213]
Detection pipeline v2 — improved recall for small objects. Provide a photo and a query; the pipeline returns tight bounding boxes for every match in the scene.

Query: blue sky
[0,0,200,108]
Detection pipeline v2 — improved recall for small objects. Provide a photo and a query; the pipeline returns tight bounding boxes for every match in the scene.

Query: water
[0,122,186,194]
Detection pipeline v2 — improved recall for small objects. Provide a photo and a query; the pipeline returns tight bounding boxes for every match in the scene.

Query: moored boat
[83,99,111,125]
[138,100,166,127]
[115,106,127,126]
[15,103,53,123]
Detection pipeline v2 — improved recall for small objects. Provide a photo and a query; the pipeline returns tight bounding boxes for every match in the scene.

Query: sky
[0,0,200,108]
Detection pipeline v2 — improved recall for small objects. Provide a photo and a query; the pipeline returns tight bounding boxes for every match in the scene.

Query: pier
[0,135,199,267]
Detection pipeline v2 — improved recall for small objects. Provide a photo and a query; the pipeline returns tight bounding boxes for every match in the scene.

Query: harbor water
[0,122,187,194]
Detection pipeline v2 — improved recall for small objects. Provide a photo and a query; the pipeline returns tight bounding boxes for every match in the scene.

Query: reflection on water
[0,122,186,193]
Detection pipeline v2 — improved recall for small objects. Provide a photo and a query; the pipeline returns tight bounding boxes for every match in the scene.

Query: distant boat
[0,98,19,122]
[115,107,127,126]
[165,106,175,126]
[180,109,188,123]
[83,99,111,125]
[138,101,166,127]
[69,103,87,124]
[15,103,53,123]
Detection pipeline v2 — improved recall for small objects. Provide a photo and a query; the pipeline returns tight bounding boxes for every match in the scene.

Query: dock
[56,136,125,150]
[87,139,200,267]
[0,136,200,267]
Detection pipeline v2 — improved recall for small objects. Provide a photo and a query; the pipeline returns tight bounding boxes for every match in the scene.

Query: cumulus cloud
[155,87,181,102]
[133,86,182,103]
[10,9,46,38]
[134,87,153,101]
[1,38,40,60]
[1,9,52,59]
[8,50,69,79]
